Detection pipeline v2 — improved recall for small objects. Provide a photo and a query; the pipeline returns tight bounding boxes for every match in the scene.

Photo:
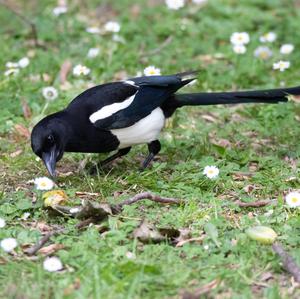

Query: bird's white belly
[111,108,165,149]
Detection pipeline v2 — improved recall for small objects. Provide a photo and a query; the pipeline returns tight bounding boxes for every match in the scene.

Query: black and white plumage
[31,71,300,177]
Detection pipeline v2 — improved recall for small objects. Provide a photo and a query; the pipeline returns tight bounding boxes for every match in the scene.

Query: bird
[31,71,300,177]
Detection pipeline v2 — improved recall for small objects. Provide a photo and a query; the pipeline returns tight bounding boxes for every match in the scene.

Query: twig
[0,1,42,48]
[24,229,64,256]
[75,217,97,230]
[235,199,277,208]
[140,36,173,58]
[114,191,183,212]
[272,243,300,283]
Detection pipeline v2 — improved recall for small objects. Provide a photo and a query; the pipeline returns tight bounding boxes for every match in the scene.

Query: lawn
[1,0,300,298]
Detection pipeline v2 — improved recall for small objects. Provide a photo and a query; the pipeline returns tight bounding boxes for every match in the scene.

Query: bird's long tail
[174,86,300,106]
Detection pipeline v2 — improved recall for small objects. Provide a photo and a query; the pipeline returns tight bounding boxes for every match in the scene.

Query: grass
[1,0,300,298]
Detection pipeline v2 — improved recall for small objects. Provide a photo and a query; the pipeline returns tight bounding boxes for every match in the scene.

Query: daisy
[87,48,100,58]
[34,177,54,191]
[18,57,30,68]
[0,218,6,228]
[230,32,250,46]
[259,32,277,43]
[203,165,219,179]
[4,68,19,76]
[280,44,294,55]
[43,256,63,272]
[165,0,185,10]
[53,6,68,16]
[5,61,19,68]
[143,66,161,76]
[254,46,273,60]
[273,60,290,72]
[70,207,80,214]
[285,191,300,208]
[112,34,125,43]
[0,238,17,252]
[73,64,91,76]
[42,86,58,101]
[86,27,101,34]
[104,21,120,33]
[192,0,207,4]
[233,44,247,54]
[21,212,31,220]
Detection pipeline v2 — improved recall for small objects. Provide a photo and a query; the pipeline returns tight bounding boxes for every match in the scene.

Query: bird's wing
[91,71,198,130]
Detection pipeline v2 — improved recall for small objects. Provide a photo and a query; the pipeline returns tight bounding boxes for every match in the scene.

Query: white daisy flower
[73,64,91,76]
[86,27,101,34]
[280,44,294,55]
[203,165,219,179]
[34,177,54,191]
[42,86,58,101]
[203,244,209,250]
[18,57,30,68]
[230,32,250,46]
[70,207,80,214]
[273,60,290,72]
[112,34,125,43]
[233,44,247,54]
[192,0,207,4]
[43,256,63,272]
[165,0,185,10]
[87,48,100,58]
[0,238,17,252]
[143,66,161,76]
[285,191,300,208]
[259,32,277,43]
[0,218,6,228]
[254,46,273,60]
[5,61,19,68]
[104,21,120,33]
[53,6,68,16]
[4,68,19,76]
[21,212,31,220]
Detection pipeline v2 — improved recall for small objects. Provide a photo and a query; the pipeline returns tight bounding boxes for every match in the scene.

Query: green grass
[1,0,300,298]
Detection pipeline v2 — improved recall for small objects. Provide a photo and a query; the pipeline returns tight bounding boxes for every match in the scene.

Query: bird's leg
[99,147,131,167]
[89,147,131,174]
[141,140,161,170]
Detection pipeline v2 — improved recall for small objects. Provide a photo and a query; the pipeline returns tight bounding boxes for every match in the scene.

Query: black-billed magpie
[31,71,300,177]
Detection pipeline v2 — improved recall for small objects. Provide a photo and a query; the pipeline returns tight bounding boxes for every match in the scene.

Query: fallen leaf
[246,226,277,244]
[176,236,205,247]
[181,279,219,299]
[60,60,72,84]
[21,99,31,119]
[38,243,65,255]
[43,190,68,208]
[9,149,23,158]
[133,220,164,243]
[14,124,30,139]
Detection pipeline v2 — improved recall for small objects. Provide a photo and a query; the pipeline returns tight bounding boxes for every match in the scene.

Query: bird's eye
[47,135,54,143]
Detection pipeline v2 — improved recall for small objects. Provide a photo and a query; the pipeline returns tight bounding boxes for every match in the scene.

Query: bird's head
[31,114,69,177]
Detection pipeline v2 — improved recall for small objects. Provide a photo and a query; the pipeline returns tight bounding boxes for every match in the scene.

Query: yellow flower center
[291,197,299,203]
[41,182,47,187]
[259,52,268,59]
[208,170,214,174]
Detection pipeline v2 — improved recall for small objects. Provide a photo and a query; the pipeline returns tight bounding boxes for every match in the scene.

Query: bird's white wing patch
[111,108,165,149]
[124,80,138,87]
[89,93,136,123]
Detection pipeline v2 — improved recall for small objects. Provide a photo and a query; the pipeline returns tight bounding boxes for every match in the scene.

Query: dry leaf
[60,60,72,84]
[14,124,30,139]
[21,99,31,119]
[181,279,219,299]
[38,243,65,255]
[43,190,68,208]
[133,220,164,243]
[176,236,205,247]
[36,222,53,232]
[63,278,81,296]
[9,149,23,158]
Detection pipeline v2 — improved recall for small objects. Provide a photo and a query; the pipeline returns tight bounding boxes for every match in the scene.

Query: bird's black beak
[42,147,58,178]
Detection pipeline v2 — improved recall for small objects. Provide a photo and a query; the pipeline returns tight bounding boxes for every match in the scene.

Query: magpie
[31,71,300,177]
